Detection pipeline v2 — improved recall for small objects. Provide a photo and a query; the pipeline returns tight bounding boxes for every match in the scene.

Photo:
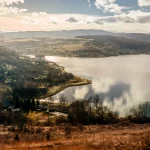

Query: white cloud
[0,0,24,6]
[138,0,150,7]
[0,6,27,15]
[1,13,150,33]
[92,10,150,24]
[95,0,129,14]
[48,16,58,25]
[65,17,79,23]
[87,0,91,6]
[32,12,47,16]
[0,0,26,15]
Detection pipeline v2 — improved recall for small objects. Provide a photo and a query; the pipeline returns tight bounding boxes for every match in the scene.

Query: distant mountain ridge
[3,29,150,43]
[3,29,110,39]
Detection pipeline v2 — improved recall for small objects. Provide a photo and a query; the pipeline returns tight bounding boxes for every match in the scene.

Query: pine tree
[31,99,35,110]
[36,99,40,109]
[13,94,20,108]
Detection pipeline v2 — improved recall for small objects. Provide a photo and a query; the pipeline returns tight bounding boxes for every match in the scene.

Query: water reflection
[46,55,150,116]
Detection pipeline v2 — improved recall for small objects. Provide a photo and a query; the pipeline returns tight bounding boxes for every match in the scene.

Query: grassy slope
[1,124,150,150]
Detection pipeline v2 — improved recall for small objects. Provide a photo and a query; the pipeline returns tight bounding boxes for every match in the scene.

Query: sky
[1,0,150,32]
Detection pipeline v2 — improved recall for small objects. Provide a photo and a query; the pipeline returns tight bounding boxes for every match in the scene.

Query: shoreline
[40,76,92,98]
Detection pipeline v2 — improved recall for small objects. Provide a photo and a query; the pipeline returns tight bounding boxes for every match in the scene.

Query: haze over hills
[5,35,150,58]
[3,29,150,43]
[3,30,110,39]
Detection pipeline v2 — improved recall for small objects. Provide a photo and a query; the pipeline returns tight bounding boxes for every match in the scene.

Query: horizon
[0,0,150,33]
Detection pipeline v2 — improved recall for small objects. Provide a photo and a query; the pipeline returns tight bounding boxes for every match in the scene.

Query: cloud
[0,6,27,15]
[138,0,150,7]
[48,16,59,25]
[32,12,47,16]
[91,10,150,24]
[65,17,79,23]
[93,18,103,24]
[118,10,150,23]
[0,0,24,6]
[95,0,129,14]
[87,0,91,6]
[0,0,26,15]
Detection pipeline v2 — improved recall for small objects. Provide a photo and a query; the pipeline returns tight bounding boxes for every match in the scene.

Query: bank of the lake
[40,76,92,98]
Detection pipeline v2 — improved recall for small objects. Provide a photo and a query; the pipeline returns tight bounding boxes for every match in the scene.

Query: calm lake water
[46,55,150,116]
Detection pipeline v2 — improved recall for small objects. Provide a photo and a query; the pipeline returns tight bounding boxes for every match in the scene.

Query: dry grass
[1,124,150,150]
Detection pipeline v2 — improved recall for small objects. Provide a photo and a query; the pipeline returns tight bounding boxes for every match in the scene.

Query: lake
[45,55,150,116]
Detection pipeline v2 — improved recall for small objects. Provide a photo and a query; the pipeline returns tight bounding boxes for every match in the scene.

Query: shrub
[14,134,19,141]
[68,100,91,125]
[7,126,15,132]
[46,132,51,141]
[35,127,42,134]
[54,115,68,125]
[68,100,118,125]
[64,125,72,138]
[129,101,150,124]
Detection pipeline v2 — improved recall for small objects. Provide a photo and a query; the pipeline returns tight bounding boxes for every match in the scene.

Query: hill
[0,46,90,102]
[3,29,110,39]
[3,29,150,43]
[5,36,150,58]
[74,35,150,57]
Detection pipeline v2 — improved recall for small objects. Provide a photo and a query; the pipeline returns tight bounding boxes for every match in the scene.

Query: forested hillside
[0,46,74,101]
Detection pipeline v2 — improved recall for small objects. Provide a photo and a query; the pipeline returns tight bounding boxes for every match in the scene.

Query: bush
[64,125,72,138]
[129,101,150,124]
[68,100,91,125]
[7,126,15,132]
[14,134,19,141]
[54,115,68,125]
[68,100,118,125]
[35,127,42,133]
[46,132,51,141]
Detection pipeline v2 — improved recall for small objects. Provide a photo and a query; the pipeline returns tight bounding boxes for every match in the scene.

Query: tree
[59,94,67,103]
[130,101,150,118]
[31,99,35,110]
[93,94,101,113]
[27,99,31,110]
[36,99,40,109]
[3,95,13,107]
[68,100,90,125]
[13,94,20,108]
